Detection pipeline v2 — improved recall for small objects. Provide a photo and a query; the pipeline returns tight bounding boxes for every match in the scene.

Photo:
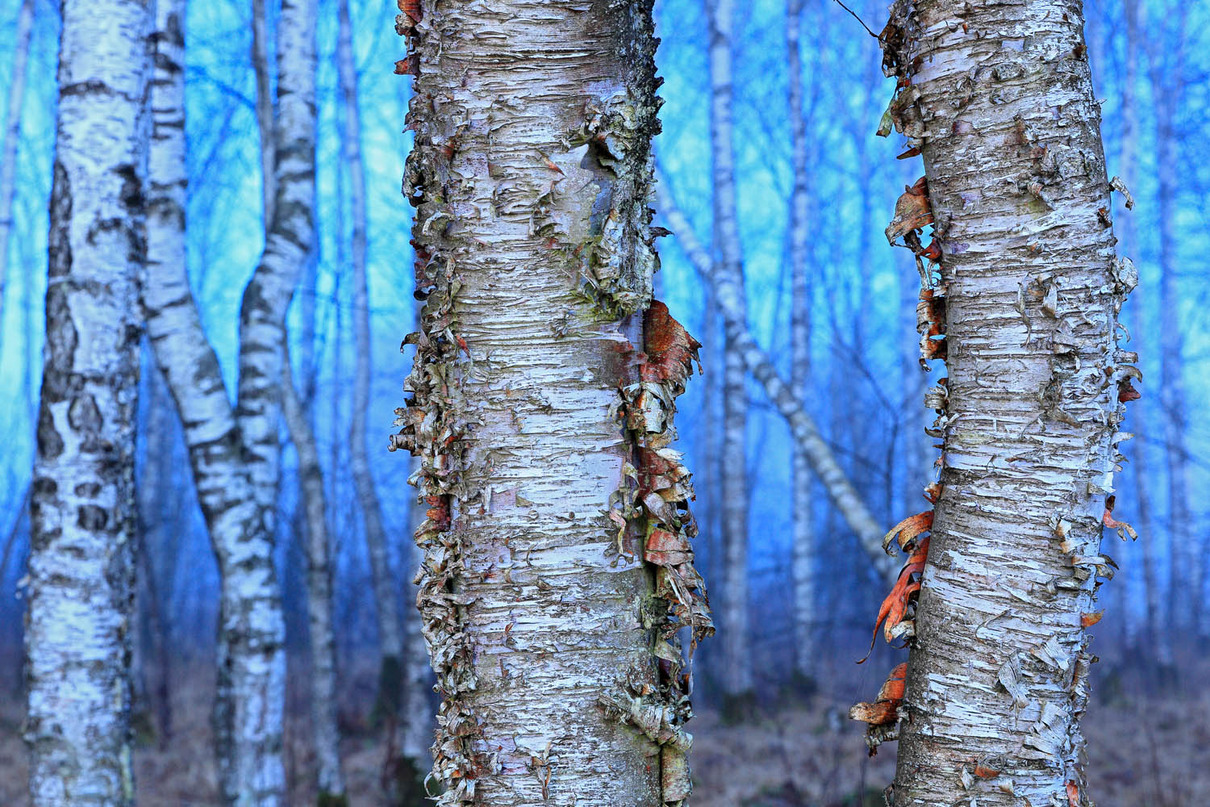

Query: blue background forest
[0,0,1207,803]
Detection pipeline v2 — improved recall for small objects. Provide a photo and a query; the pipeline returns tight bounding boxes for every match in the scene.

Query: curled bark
[877,1,1135,804]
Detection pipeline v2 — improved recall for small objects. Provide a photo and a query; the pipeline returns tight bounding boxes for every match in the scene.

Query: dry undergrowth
[0,657,1202,805]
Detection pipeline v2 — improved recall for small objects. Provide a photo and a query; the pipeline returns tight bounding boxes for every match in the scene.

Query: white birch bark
[251,0,275,224]
[786,0,817,678]
[235,0,317,541]
[879,1,1135,803]
[25,0,151,801]
[656,182,898,581]
[281,360,346,803]
[394,1,709,803]
[336,0,405,714]
[225,0,316,798]
[0,0,33,326]
[141,0,293,800]
[705,0,753,702]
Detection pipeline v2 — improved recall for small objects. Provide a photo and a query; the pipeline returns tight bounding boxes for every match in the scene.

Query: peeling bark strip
[392,2,708,804]
[26,0,151,802]
[877,1,1136,805]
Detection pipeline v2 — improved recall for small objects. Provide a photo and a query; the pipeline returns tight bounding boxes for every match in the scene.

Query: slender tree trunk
[226,0,316,796]
[705,0,753,706]
[281,359,347,804]
[142,0,317,799]
[1147,11,1195,640]
[336,0,405,725]
[657,183,898,581]
[879,2,1135,803]
[394,2,710,804]
[251,0,274,225]
[25,0,151,801]
[0,0,33,325]
[1116,0,1171,670]
[786,0,816,680]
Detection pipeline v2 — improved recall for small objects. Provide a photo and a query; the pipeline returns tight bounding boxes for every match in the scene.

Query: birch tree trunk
[1116,0,1171,669]
[226,0,315,798]
[705,0,753,706]
[1147,10,1196,639]
[786,0,817,680]
[25,0,151,801]
[336,0,405,722]
[657,183,898,581]
[393,1,710,804]
[0,0,33,326]
[141,0,314,799]
[281,360,346,804]
[878,2,1135,803]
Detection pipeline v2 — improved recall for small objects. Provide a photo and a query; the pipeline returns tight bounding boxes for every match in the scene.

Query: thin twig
[833,0,878,38]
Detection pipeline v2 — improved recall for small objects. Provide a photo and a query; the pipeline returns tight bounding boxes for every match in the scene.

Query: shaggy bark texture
[877,1,1136,804]
[394,1,710,804]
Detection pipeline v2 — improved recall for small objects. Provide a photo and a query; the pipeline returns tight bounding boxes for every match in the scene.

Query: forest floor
[0,658,1204,806]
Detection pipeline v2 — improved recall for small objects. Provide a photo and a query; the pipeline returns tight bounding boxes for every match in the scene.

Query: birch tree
[656,182,898,582]
[393,1,711,804]
[336,0,405,728]
[0,0,33,326]
[1146,2,1196,639]
[142,0,317,799]
[786,0,817,679]
[281,357,346,803]
[871,1,1137,803]
[705,0,753,708]
[25,0,151,801]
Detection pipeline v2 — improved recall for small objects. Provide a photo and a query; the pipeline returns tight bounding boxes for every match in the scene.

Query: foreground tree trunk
[705,0,753,707]
[26,0,151,801]
[0,0,33,325]
[394,1,711,804]
[878,2,1135,803]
